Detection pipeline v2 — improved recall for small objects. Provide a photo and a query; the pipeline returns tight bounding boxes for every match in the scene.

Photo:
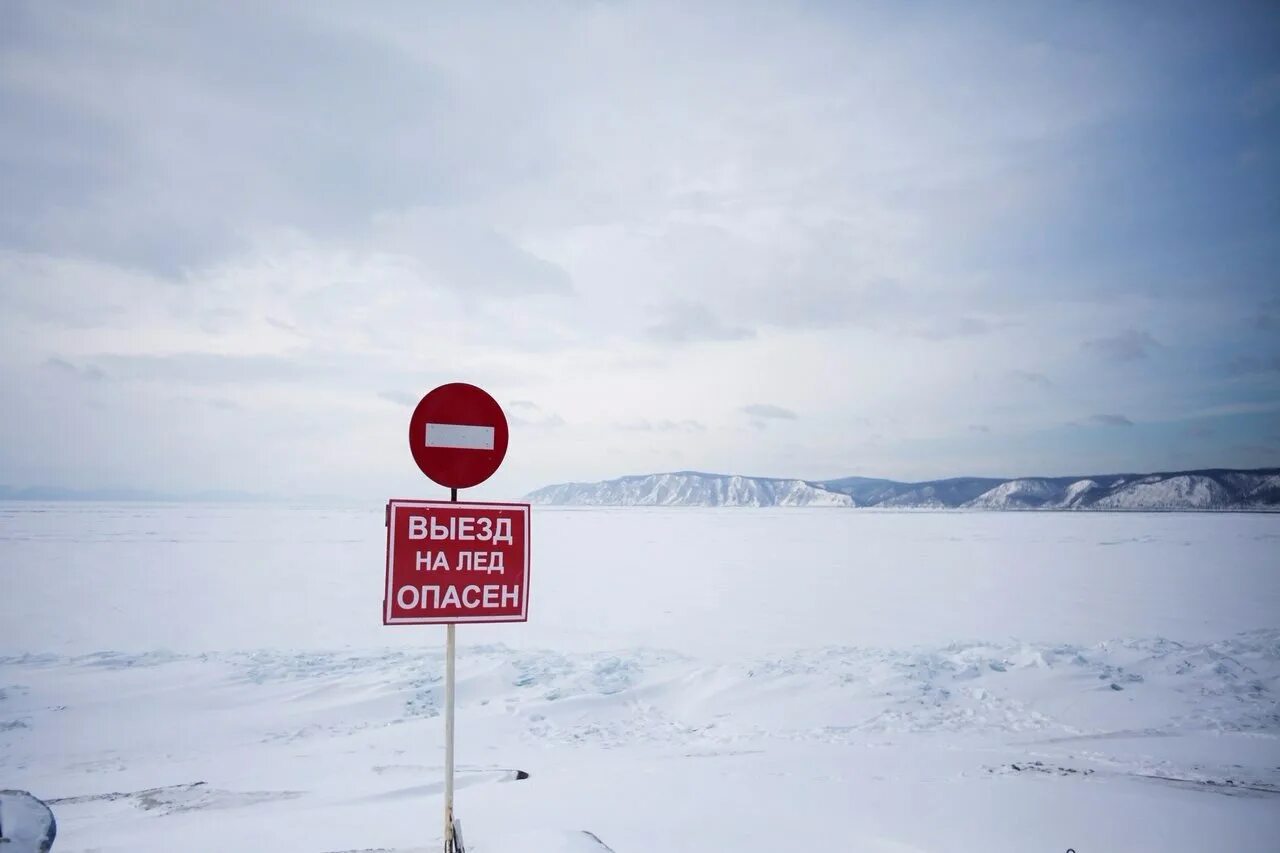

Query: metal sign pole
[444,485,458,853]
[402,384,510,853]
[444,621,456,852]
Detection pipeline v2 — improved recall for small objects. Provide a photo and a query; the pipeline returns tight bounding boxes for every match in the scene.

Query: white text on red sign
[407,514,515,543]
[384,501,530,625]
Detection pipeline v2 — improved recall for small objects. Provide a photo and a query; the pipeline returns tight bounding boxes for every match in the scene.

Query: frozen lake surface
[1,504,1278,851]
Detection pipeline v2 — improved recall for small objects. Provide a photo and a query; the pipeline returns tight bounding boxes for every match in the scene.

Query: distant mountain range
[525,468,1280,510]
[527,472,852,508]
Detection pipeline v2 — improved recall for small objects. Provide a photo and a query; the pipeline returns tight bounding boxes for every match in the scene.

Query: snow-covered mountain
[956,471,1275,510]
[527,468,1280,510]
[525,471,853,507]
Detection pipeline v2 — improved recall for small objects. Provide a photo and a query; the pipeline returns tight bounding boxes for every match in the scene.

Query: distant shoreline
[525,468,1280,511]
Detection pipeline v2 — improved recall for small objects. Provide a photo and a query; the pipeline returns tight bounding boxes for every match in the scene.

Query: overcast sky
[2,1,1278,499]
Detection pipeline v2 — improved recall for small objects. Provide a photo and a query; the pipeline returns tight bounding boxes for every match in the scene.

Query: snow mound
[0,790,56,852]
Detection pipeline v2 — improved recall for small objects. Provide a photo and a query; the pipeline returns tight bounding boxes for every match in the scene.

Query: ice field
[2,503,1278,851]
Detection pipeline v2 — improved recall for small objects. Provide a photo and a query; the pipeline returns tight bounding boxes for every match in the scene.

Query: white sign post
[389,382,532,853]
[445,621,456,852]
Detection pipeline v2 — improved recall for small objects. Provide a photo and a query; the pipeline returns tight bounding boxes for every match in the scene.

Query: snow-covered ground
[2,503,1278,851]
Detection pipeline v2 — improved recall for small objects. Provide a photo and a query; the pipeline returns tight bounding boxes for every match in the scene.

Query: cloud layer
[2,1,1278,496]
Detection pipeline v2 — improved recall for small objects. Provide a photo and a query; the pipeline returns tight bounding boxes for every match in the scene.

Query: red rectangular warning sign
[383,500,530,625]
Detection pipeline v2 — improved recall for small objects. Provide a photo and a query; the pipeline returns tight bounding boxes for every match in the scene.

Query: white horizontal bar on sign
[426,422,495,450]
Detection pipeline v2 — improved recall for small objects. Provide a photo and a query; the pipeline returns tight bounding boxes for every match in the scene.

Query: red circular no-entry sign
[408,383,509,490]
